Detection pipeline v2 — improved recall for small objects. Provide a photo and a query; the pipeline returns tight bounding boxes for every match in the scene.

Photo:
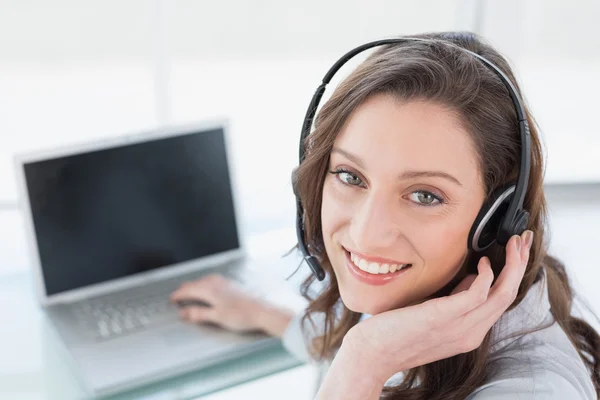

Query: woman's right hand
[340,231,533,386]
[169,274,294,337]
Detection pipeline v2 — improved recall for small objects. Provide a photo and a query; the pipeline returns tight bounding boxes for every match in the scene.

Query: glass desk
[0,265,313,400]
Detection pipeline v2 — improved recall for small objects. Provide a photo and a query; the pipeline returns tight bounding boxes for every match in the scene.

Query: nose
[349,189,401,253]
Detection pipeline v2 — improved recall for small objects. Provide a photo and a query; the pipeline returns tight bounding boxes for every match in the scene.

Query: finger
[460,256,495,309]
[170,282,216,304]
[424,256,494,319]
[181,306,219,324]
[483,231,532,322]
[170,280,198,297]
[464,235,527,325]
[520,230,534,265]
[488,234,525,301]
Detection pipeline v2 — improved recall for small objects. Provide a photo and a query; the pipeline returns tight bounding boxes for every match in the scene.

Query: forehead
[333,95,481,185]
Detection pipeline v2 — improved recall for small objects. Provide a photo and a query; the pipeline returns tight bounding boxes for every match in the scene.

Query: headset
[295,38,531,282]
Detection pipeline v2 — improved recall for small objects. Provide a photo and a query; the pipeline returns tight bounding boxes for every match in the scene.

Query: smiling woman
[167,30,599,400]
[289,31,600,399]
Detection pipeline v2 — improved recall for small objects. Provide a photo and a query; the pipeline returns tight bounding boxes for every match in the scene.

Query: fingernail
[515,235,522,252]
[481,256,491,270]
[523,230,534,250]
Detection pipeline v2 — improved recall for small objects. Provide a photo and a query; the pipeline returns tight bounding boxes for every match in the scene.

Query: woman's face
[321,94,486,315]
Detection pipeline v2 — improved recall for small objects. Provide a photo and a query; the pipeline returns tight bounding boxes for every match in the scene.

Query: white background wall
[0,0,599,287]
[0,0,598,283]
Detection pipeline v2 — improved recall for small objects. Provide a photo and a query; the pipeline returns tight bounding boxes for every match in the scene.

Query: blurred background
[0,0,599,398]
[1,0,600,272]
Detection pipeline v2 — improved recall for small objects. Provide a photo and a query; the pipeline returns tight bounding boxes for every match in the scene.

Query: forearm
[253,300,295,338]
[315,342,385,400]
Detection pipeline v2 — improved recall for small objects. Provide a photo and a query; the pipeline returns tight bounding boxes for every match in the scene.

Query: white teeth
[358,259,369,271]
[367,263,379,274]
[349,252,410,275]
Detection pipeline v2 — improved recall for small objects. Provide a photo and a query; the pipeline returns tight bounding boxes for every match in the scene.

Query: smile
[350,251,411,274]
[343,249,412,286]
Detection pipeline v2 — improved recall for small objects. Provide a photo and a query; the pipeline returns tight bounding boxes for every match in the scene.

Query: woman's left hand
[317,231,533,399]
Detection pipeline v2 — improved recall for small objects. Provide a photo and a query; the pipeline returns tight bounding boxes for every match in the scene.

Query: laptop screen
[23,127,240,296]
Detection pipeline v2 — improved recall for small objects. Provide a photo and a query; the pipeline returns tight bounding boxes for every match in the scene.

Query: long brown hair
[291,31,600,399]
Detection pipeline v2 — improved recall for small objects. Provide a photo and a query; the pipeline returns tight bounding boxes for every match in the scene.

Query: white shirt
[281,269,597,399]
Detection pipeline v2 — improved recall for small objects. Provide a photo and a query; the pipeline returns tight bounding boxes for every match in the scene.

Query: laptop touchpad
[159,322,258,349]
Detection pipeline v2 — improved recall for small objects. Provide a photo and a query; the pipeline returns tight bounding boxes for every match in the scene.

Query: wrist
[343,327,398,385]
[252,300,294,338]
[316,341,385,400]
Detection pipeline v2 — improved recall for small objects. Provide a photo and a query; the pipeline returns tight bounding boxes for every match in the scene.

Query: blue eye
[409,191,443,206]
[329,169,364,187]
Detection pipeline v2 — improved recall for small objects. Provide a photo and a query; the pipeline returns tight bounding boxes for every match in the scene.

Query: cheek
[417,213,474,273]
[321,178,353,239]
[430,197,484,260]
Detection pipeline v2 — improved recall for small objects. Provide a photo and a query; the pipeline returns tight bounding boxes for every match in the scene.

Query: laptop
[14,120,281,398]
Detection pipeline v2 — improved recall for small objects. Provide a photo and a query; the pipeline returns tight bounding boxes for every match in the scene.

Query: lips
[344,249,412,286]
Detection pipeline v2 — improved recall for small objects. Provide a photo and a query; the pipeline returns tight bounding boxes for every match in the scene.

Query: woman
[170,31,600,399]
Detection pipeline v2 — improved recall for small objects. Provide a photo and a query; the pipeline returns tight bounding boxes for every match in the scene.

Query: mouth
[343,248,412,286]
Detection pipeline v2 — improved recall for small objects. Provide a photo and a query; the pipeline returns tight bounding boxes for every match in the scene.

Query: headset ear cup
[497,209,530,246]
[468,183,517,252]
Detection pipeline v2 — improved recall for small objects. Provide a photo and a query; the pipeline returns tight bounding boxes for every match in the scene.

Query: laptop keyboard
[71,266,253,341]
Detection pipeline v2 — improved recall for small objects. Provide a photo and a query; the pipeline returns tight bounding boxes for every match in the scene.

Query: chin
[339,291,393,315]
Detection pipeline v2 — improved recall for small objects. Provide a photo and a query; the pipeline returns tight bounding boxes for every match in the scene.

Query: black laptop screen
[23,128,240,296]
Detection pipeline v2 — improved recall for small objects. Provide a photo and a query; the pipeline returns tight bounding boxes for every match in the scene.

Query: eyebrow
[331,147,463,187]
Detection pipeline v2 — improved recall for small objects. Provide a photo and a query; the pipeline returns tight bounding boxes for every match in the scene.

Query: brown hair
[291,31,600,399]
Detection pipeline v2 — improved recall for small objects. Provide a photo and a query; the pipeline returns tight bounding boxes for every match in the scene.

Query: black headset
[295,38,531,282]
